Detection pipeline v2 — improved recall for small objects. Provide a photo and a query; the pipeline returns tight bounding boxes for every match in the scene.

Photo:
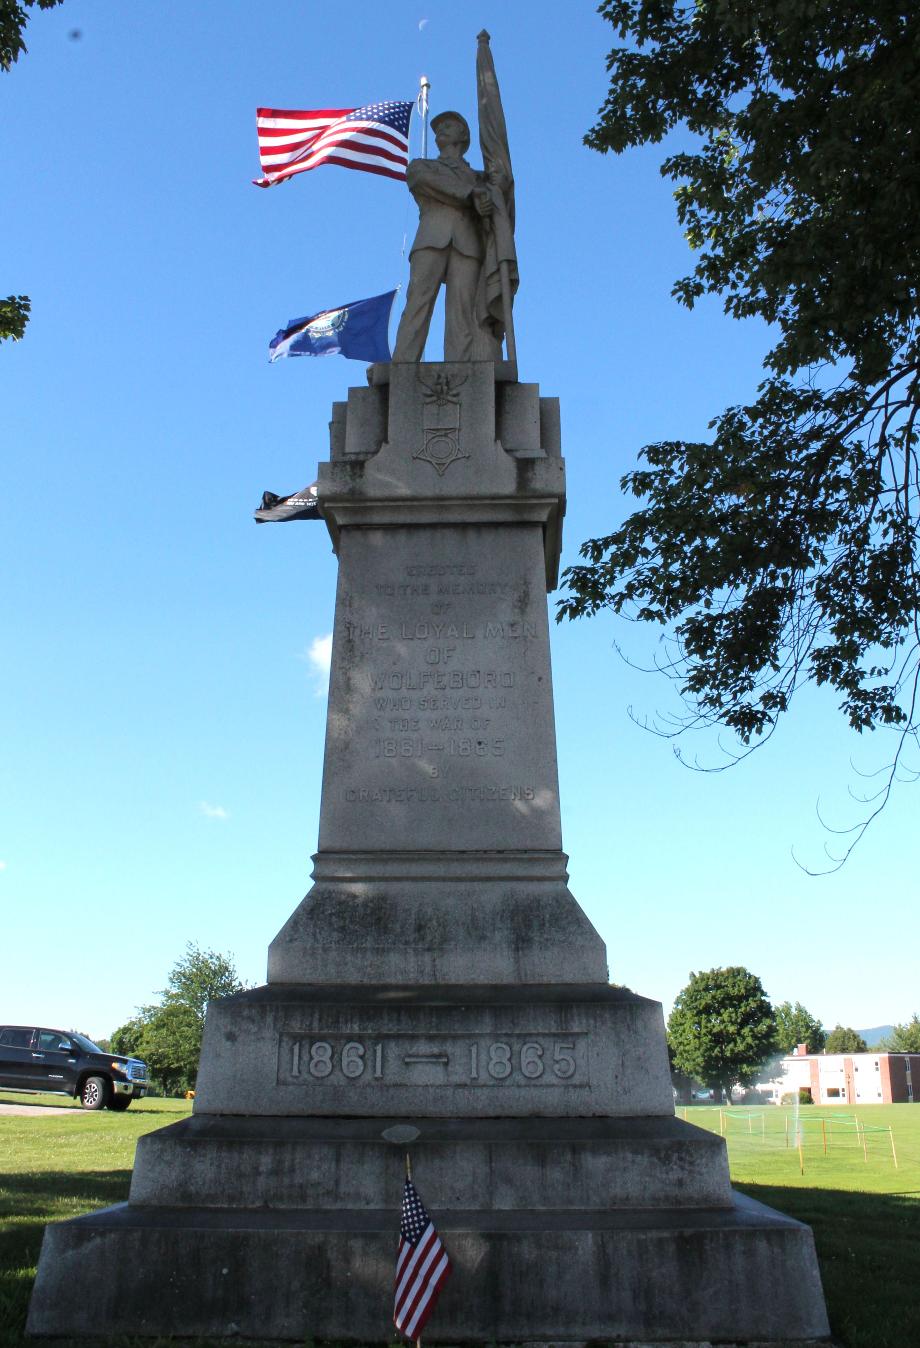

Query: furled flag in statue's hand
[269,291,396,364]
[393,1177,452,1341]
[254,101,412,187]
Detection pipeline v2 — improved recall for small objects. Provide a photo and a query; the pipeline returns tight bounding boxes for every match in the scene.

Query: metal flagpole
[418,75,430,158]
[401,81,429,261]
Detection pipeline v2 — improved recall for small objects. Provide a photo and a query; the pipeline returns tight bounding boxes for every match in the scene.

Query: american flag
[393,1178,452,1341]
[254,101,412,187]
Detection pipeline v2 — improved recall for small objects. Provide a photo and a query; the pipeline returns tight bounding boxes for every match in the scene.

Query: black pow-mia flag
[254,482,321,523]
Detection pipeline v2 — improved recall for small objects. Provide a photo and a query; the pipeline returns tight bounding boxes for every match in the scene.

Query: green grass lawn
[0,1096,193,1347]
[679,1101,920,1192]
[1,1096,918,1346]
[681,1104,920,1348]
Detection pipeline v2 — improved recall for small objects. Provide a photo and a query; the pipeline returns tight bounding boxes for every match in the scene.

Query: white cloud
[198,801,229,821]
[302,633,333,696]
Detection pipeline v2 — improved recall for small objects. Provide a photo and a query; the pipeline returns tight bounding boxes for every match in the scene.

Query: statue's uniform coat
[393,155,486,362]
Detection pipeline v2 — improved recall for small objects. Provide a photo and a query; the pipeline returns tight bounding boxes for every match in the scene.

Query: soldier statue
[392,34,518,364]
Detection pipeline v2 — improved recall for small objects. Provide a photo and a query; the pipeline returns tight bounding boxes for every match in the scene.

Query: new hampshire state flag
[269,289,396,363]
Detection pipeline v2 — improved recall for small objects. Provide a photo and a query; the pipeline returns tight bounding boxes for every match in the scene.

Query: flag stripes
[254,101,412,186]
[259,122,408,159]
[393,1179,451,1341]
[394,1222,451,1338]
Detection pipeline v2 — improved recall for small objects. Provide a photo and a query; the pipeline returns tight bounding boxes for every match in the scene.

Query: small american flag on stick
[254,101,412,187]
[393,1173,452,1341]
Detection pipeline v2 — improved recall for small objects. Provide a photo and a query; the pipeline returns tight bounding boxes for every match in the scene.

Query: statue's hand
[473,188,493,218]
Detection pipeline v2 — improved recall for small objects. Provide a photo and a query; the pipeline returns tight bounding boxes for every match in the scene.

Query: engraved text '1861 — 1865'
[277,1033,589,1087]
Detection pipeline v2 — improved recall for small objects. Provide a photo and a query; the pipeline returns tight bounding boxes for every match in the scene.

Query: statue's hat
[430,110,471,152]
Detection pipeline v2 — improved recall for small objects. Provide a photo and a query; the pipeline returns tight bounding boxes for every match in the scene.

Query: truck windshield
[71,1033,104,1054]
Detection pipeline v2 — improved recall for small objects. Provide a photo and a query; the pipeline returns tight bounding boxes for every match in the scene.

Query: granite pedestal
[27,362,831,1344]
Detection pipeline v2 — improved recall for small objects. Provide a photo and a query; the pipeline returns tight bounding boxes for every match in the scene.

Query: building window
[826,1087,841,1098]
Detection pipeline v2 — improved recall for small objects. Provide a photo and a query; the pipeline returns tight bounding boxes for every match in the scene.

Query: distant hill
[858,1025,894,1047]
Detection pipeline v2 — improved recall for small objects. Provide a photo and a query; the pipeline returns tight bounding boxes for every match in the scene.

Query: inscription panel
[276,1032,589,1088]
[318,525,563,851]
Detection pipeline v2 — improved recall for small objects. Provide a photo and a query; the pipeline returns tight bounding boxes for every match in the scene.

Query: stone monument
[28,36,831,1347]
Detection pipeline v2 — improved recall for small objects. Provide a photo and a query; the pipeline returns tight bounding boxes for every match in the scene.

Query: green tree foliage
[1,0,63,342]
[882,1013,920,1053]
[667,966,777,1100]
[108,944,247,1095]
[824,1024,869,1054]
[160,942,245,1024]
[559,3,920,856]
[109,1014,151,1059]
[0,295,30,343]
[774,1000,826,1055]
[1,0,62,72]
[134,1002,202,1097]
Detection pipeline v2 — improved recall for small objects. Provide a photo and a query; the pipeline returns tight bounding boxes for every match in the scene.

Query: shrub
[781,1088,813,1106]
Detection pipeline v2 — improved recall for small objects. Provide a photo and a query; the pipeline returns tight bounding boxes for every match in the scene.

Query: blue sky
[3,1,916,1042]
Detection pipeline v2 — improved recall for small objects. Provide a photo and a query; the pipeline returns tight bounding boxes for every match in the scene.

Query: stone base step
[269,857,609,986]
[130,1114,732,1211]
[193,982,675,1118]
[26,1192,830,1343]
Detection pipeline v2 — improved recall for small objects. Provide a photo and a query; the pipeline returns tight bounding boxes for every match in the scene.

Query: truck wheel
[108,1096,132,1111]
[80,1076,109,1110]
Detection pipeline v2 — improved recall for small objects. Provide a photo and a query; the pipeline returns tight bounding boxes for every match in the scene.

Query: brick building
[760,1049,919,1105]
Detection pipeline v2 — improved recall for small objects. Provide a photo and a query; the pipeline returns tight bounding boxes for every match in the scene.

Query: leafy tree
[109,944,247,1095]
[667,966,777,1101]
[1,0,62,71]
[1,295,31,343]
[774,1001,826,1055]
[2,0,63,342]
[160,942,245,1025]
[666,1038,698,1104]
[559,3,920,858]
[824,1024,869,1054]
[882,1013,920,1053]
[134,1002,202,1097]
[109,1015,150,1059]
